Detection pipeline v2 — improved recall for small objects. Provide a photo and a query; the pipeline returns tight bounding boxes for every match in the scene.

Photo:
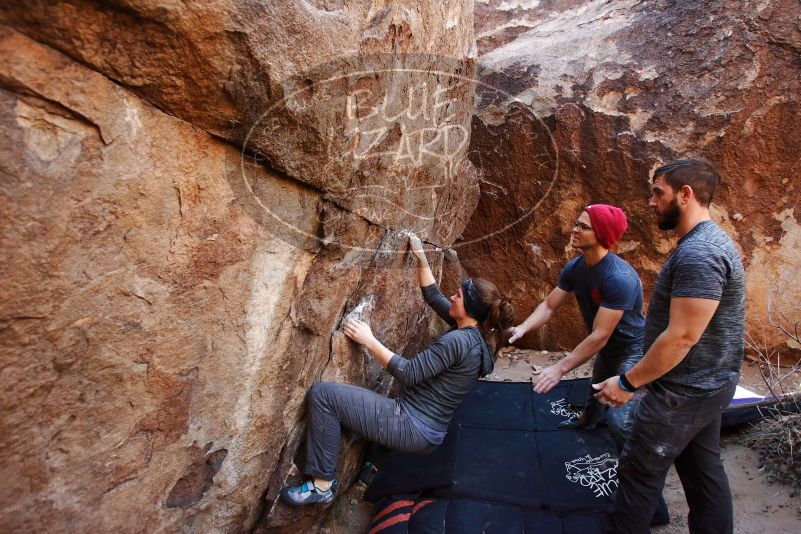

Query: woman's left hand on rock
[342,318,376,346]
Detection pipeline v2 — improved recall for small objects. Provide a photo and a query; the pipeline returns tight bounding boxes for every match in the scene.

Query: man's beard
[657,198,681,230]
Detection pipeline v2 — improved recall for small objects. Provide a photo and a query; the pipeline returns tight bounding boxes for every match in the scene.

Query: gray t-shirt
[644,220,745,393]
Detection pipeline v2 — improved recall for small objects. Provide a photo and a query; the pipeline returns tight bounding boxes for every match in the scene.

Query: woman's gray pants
[304,382,436,480]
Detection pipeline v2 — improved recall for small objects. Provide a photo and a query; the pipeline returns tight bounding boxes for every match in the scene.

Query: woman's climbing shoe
[279,479,337,506]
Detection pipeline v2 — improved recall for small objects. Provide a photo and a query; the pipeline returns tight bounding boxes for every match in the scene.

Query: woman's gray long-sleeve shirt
[386,284,494,432]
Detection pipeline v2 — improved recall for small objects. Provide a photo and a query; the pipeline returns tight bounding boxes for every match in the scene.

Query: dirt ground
[323,349,801,533]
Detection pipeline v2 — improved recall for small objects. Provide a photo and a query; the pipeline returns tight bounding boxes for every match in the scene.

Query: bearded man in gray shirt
[594,158,745,534]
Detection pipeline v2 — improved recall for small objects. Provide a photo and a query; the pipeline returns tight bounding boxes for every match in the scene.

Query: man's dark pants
[583,353,641,448]
[582,353,668,526]
[605,375,738,534]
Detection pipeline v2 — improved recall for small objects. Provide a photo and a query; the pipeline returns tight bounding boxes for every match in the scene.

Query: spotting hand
[508,325,526,344]
[532,364,564,394]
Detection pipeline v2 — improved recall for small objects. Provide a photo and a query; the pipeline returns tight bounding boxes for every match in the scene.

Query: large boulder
[461,0,801,354]
[0,1,478,532]
[0,0,479,241]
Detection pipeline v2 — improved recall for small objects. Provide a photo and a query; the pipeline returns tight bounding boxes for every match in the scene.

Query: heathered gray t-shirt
[386,284,494,433]
[644,220,745,393]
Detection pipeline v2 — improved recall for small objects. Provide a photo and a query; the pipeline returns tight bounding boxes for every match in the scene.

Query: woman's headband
[462,279,489,322]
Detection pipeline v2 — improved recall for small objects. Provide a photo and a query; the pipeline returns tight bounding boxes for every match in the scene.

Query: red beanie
[584,204,628,249]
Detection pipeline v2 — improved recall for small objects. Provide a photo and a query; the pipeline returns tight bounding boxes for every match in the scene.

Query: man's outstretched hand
[508,325,526,344]
[532,364,564,394]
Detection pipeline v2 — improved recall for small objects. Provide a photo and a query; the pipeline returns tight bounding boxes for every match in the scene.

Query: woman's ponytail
[472,279,516,358]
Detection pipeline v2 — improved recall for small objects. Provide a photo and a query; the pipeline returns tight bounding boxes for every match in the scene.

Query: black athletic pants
[304,382,436,480]
[583,353,641,449]
[605,376,738,534]
[583,353,668,526]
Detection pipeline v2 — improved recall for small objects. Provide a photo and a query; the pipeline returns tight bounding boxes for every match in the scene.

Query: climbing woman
[279,235,515,506]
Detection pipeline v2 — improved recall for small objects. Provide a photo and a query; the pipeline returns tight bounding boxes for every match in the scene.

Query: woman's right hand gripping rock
[408,234,426,262]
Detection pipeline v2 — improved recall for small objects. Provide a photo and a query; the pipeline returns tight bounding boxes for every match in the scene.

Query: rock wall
[5,1,797,531]
[461,0,801,354]
[474,0,587,54]
[0,2,478,532]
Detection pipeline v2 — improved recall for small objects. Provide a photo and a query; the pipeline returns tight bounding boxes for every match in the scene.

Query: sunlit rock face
[0,1,478,532]
[462,0,801,354]
[474,0,589,54]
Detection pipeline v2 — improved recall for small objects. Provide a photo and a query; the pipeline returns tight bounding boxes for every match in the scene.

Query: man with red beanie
[509,204,645,439]
[510,203,668,527]
[584,204,629,249]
